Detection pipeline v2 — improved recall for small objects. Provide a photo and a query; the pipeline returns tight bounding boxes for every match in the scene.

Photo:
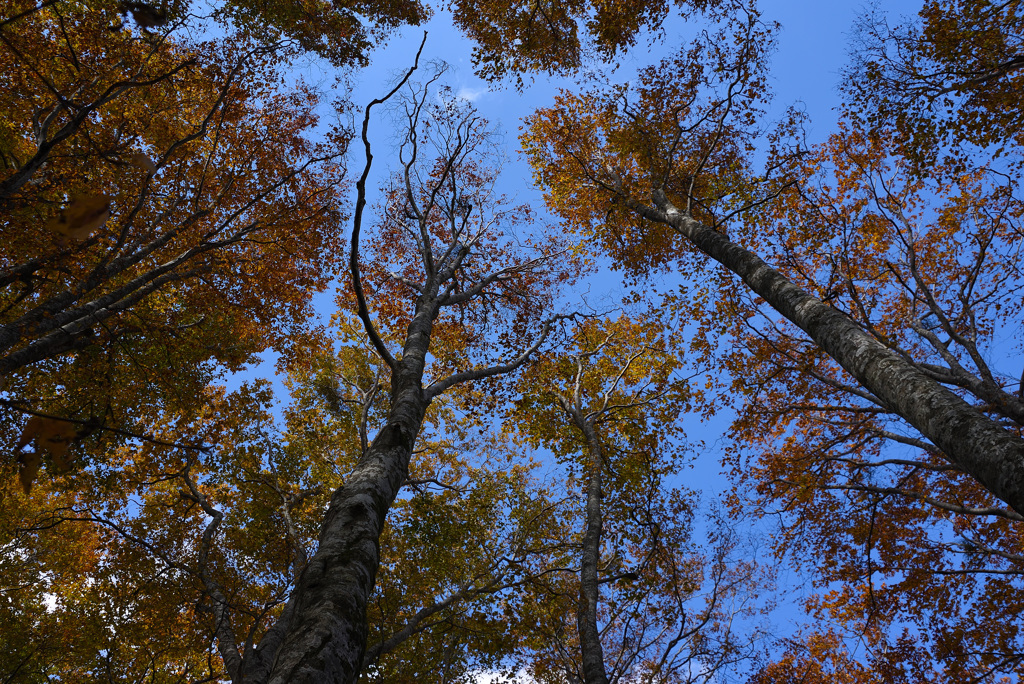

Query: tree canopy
[4,0,1024,682]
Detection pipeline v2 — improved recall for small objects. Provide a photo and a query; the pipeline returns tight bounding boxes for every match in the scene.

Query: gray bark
[256,297,437,684]
[640,189,1024,516]
[245,52,558,680]
[574,416,611,684]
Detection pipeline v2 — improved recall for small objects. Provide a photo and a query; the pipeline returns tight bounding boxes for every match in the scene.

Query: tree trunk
[576,417,611,684]
[253,301,436,684]
[642,191,1024,516]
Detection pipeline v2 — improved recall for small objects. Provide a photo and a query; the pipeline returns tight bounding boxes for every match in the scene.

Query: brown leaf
[18,450,41,495]
[17,415,79,473]
[44,194,111,241]
[119,1,168,27]
[129,151,157,174]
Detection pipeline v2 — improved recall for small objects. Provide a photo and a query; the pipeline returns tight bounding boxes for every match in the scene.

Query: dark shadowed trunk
[252,298,437,684]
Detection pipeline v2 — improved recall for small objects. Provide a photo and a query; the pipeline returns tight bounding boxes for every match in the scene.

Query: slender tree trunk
[576,417,611,684]
[639,190,1024,515]
[253,301,437,684]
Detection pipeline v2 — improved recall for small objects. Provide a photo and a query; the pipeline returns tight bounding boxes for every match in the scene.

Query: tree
[239,64,576,683]
[522,3,1024,675]
[219,0,429,67]
[361,438,574,682]
[703,125,1024,681]
[0,0,430,69]
[0,314,578,683]
[1,3,349,494]
[0,381,283,682]
[521,0,1024,520]
[0,7,578,677]
[843,0,1024,169]
[516,315,764,684]
[748,631,888,684]
[290,330,580,682]
[15,0,1024,680]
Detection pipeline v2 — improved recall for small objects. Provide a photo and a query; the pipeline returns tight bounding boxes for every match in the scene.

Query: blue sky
[230,0,926,667]
[240,0,923,368]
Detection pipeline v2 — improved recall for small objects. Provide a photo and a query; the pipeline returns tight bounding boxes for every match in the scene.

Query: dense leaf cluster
[4,0,1024,682]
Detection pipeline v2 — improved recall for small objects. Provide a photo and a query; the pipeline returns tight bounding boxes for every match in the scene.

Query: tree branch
[350,33,428,370]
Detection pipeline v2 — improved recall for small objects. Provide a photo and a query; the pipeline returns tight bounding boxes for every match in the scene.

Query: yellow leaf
[44,194,111,240]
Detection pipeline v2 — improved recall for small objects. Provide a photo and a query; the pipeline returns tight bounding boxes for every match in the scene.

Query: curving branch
[349,34,427,370]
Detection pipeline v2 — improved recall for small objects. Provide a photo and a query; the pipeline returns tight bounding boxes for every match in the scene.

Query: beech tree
[0,4,350,495]
[0,0,757,682]
[0,0,431,69]
[516,315,764,684]
[0,382,281,681]
[11,0,1024,681]
[748,630,885,684]
[0,6,575,675]
[361,456,571,682]
[448,0,725,85]
[289,331,578,682]
[240,65,575,682]
[522,0,1024,519]
[0,335,573,681]
[706,121,1024,681]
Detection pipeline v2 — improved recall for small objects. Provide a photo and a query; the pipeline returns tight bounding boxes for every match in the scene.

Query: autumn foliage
[5,0,1024,682]
[706,123,1024,680]
[524,0,1024,680]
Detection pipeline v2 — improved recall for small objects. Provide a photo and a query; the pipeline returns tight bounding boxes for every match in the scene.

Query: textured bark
[256,299,437,684]
[641,190,1024,515]
[574,416,611,684]
[247,60,554,680]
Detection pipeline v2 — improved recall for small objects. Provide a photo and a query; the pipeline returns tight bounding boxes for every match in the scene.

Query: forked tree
[244,61,576,683]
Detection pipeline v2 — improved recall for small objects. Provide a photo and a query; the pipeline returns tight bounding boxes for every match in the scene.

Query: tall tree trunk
[576,417,611,684]
[638,190,1024,516]
[253,303,436,684]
